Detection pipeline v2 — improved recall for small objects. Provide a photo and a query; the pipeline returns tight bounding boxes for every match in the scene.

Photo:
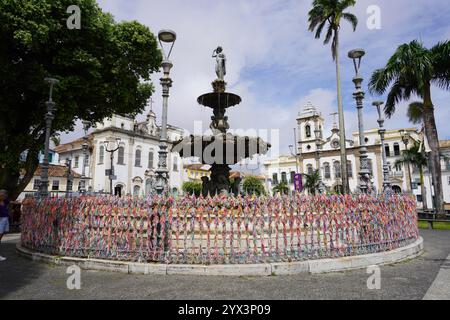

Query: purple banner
[294,174,303,192]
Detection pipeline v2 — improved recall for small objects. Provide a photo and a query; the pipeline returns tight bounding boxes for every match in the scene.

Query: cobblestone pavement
[0,229,449,300]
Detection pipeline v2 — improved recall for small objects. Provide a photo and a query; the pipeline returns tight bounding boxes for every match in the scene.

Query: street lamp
[80,120,90,194]
[373,101,391,193]
[314,116,325,194]
[65,158,73,196]
[103,138,121,195]
[348,49,372,194]
[400,129,413,193]
[155,29,177,195]
[39,78,59,198]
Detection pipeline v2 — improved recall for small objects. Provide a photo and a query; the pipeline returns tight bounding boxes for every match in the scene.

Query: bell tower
[296,102,324,154]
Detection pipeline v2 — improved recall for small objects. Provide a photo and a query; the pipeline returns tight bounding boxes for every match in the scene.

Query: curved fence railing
[20,194,419,264]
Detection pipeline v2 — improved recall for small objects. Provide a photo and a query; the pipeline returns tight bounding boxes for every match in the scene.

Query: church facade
[264,102,422,198]
[55,109,186,197]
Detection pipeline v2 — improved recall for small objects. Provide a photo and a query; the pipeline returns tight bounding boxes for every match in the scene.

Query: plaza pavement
[0,229,449,300]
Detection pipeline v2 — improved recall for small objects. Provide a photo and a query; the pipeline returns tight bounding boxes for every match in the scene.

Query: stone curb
[16,237,423,276]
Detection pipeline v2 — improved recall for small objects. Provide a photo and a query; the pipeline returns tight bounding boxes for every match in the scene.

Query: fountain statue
[173,47,271,196]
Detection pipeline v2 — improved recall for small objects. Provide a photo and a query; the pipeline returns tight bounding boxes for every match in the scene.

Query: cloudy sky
[63,0,450,164]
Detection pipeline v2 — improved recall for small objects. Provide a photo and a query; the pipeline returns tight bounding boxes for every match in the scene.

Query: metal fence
[20,194,419,265]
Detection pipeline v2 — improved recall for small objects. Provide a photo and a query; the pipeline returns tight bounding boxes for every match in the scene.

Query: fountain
[173,47,271,196]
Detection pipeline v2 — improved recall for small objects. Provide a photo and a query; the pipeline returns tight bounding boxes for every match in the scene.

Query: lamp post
[155,29,177,195]
[103,139,121,195]
[65,158,73,196]
[314,117,325,194]
[400,130,413,193]
[80,120,90,194]
[39,78,59,198]
[348,49,371,194]
[373,101,391,193]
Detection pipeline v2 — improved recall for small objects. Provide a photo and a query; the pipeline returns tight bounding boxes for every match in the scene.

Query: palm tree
[407,102,424,125]
[304,170,321,195]
[369,40,450,215]
[395,142,428,210]
[273,182,289,195]
[308,0,358,194]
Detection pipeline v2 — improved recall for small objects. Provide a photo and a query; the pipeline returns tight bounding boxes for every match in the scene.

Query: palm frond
[407,102,424,125]
[342,12,358,31]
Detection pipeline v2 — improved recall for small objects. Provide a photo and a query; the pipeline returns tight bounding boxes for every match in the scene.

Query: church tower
[296,102,324,154]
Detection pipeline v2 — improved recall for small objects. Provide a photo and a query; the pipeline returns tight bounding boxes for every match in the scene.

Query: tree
[273,182,289,195]
[308,0,358,194]
[304,170,321,195]
[369,40,450,215]
[0,0,162,200]
[407,102,424,125]
[243,176,265,196]
[182,182,202,197]
[395,142,428,210]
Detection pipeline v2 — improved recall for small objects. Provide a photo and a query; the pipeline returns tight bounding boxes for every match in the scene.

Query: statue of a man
[212,46,226,80]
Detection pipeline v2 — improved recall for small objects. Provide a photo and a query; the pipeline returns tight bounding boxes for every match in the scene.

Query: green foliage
[273,182,289,195]
[308,0,358,60]
[0,0,162,199]
[243,176,265,196]
[407,102,424,125]
[304,170,321,195]
[182,182,202,197]
[394,142,428,170]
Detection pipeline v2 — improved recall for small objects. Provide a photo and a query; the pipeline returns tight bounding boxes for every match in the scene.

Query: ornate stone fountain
[173,47,271,196]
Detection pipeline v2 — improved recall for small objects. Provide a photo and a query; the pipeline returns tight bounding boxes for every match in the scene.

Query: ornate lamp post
[80,120,90,194]
[373,101,391,193]
[65,158,73,196]
[400,130,413,193]
[314,117,325,194]
[39,78,59,198]
[103,138,121,195]
[155,29,177,195]
[348,49,371,194]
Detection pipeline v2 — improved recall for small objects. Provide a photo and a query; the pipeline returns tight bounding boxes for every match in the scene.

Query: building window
[135,149,141,167]
[290,171,295,184]
[99,146,105,164]
[173,157,179,172]
[324,163,331,179]
[347,161,353,178]
[305,125,311,138]
[307,164,314,175]
[272,173,278,184]
[67,180,73,191]
[84,154,89,167]
[48,153,53,164]
[416,195,423,203]
[118,146,125,165]
[133,185,141,197]
[385,144,390,157]
[148,151,154,169]
[394,143,401,156]
[33,179,41,190]
[281,172,287,184]
[52,180,60,191]
[74,156,79,168]
[334,161,341,179]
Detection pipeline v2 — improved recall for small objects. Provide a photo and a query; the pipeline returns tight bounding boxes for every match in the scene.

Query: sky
[62,0,450,165]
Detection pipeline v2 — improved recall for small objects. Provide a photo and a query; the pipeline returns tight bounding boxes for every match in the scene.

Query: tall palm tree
[369,40,450,215]
[395,141,428,210]
[308,0,358,194]
[407,102,424,125]
[304,170,321,195]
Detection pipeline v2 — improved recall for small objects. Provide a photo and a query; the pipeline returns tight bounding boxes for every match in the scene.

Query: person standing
[0,190,10,261]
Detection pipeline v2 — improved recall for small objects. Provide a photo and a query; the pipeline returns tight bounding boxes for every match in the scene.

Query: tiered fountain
[173,47,271,195]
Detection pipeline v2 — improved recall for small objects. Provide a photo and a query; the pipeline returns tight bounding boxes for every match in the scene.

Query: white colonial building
[55,109,186,197]
[263,102,446,208]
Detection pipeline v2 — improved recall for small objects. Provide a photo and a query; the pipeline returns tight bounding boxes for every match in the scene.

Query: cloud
[61,0,450,161]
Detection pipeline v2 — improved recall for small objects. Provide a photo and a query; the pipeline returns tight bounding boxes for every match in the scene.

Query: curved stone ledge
[16,237,424,276]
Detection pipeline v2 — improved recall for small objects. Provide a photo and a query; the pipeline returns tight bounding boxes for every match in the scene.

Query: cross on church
[330,112,338,129]
[149,97,155,112]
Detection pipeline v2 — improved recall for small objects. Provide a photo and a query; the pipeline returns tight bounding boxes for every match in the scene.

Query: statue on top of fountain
[212,46,226,81]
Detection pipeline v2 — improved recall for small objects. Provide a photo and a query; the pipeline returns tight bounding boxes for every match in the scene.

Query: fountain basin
[197,92,242,109]
[172,133,271,165]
